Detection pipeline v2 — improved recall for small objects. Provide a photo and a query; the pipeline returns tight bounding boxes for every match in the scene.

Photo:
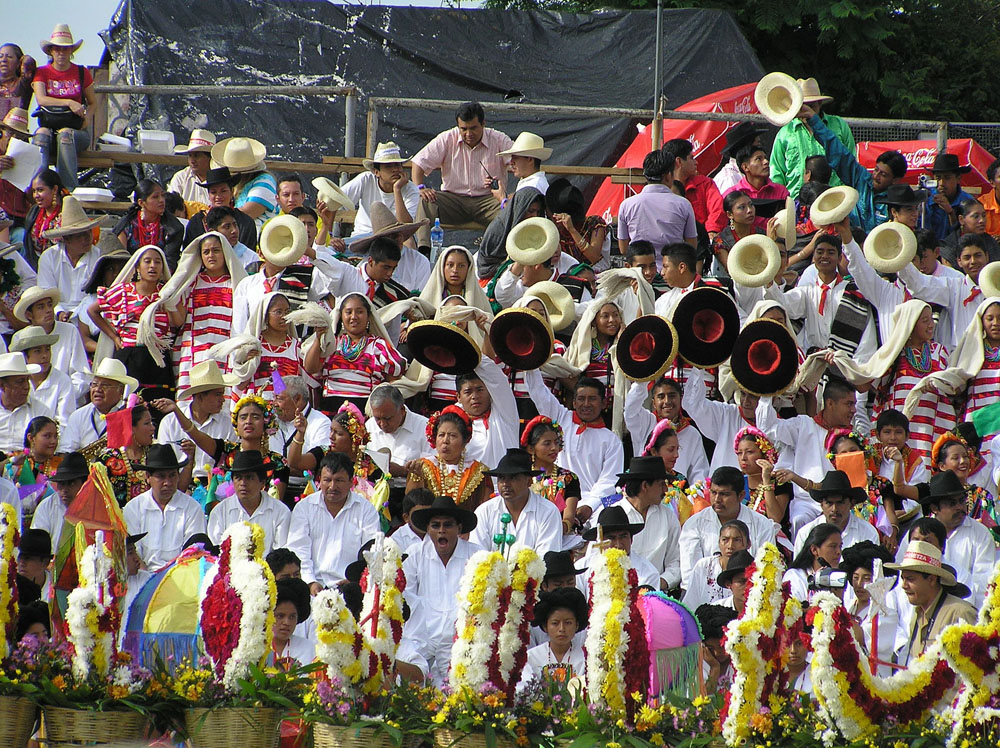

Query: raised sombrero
[489,307,554,371]
[407,320,481,376]
[615,315,678,382]
[671,286,740,369]
[728,319,799,396]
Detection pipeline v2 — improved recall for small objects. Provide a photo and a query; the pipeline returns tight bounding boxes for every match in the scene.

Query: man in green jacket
[769,77,856,198]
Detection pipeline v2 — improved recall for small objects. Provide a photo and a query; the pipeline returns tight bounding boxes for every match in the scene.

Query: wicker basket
[313,722,400,748]
[433,728,517,748]
[0,695,37,748]
[184,706,282,748]
[41,706,146,748]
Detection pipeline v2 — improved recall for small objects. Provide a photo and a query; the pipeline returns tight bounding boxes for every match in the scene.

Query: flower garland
[0,503,19,661]
[449,550,510,693]
[720,543,796,747]
[494,547,544,699]
[66,538,118,682]
[313,589,366,686]
[231,391,278,438]
[733,425,779,464]
[425,404,472,449]
[809,591,955,743]
[358,537,407,694]
[198,522,277,693]
[939,563,1000,747]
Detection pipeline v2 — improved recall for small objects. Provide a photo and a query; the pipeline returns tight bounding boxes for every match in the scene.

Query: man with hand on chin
[286,451,380,595]
[399,495,481,685]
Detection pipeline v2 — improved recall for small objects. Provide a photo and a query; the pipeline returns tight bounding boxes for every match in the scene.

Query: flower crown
[643,417,679,457]
[232,390,277,436]
[930,431,968,470]
[733,426,779,465]
[825,427,877,463]
[336,402,369,452]
[520,415,563,449]
[425,405,471,449]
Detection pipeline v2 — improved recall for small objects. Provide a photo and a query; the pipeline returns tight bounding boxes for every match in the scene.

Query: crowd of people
[2,25,1000,696]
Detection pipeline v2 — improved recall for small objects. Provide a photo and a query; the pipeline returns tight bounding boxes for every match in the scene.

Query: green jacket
[769,113,856,197]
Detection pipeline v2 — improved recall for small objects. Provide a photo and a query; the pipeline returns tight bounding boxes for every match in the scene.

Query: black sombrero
[489,307,554,371]
[615,314,678,382]
[672,286,740,369]
[407,320,481,376]
[729,319,799,396]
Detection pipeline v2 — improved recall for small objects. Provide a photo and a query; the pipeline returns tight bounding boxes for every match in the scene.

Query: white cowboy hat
[41,24,83,54]
[92,358,138,391]
[0,353,40,377]
[211,137,267,174]
[863,221,917,274]
[174,129,217,154]
[810,185,860,226]
[979,261,1000,298]
[9,326,60,353]
[498,132,553,161]
[13,288,61,324]
[1,107,30,137]
[41,196,101,240]
[754,72,803,127]
[773,196,796,251]
[885,540,957,586]
[178,360,241,400]
[506,217,559,266]
[362,141,407,171]
[728,235,781,288]
[259,214,307,268]
[349,202,428,253]
[311,177,354,212]
[796,77,834,104]
[523,280,576,332]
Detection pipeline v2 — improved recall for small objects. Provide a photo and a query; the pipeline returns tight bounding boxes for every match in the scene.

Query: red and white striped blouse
[320,335,405,399]
[174,273,234,390]
[97,282,169,347]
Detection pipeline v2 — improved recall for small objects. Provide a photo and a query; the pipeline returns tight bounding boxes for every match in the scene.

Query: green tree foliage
[482,0,1000,122]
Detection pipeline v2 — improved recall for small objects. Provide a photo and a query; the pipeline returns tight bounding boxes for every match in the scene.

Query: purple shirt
[723,177,790,231]
[617,184,697,267]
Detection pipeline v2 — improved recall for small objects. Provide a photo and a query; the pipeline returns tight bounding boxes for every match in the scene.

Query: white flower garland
[66,541,115,682]
[360,538,405,676]
[494,546,544,693]
[314,589,365,686]
[584,547,632,716]
[449,550,510,692]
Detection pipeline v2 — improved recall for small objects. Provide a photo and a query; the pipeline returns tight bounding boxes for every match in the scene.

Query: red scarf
[572,413,605,435]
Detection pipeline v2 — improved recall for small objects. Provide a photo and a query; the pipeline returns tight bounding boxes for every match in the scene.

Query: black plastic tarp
[102,1,762,194]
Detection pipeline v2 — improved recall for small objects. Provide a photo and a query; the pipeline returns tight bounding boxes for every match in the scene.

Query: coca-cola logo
[688,136,703,152]
[733,95,754,114]
[904,148,937,169]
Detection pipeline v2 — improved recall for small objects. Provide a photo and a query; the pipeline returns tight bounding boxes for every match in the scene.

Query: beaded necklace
[532,463,569,510]
[904,342,932,374]
[590,337,610,364]
[337,334,367,363]
[986,341,1000,363]
[32,206,60,250]
[134,211,162,248]
[436,451,465,497]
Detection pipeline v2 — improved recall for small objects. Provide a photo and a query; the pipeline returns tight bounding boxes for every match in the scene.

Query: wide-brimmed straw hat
[979,262,1000,298]
[1,107,30,137]
[506,217,559,266]
[490,308,553,371]
[362,141,407,171]
[863,221,917,274]
[41,196,101,240]
[349,202,427,253]
[498,132,553,161]
[211,137,267,174]
[754,72,803,127]
[796,77,834,104]
[174,129,216,155]
[311,177,355,213]
[885,540,957,586]
[178,360,240,400]
[259,214,307,267]
[41,24,83,54]
[728,235,781,288]
[729,319,799,397]
[91,358,139,391]
[407,320,481,375]
[13,288,60,323]
[810,185,860,226]
[522,281,575,332]
[9,326,59,353]
[0,352,40,377]
[615,315,678,382]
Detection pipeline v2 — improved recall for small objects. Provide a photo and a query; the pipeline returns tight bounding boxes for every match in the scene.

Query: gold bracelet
[292,436,305,444]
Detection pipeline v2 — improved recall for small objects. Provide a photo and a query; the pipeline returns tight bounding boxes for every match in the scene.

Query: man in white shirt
[286,452,380,592]
[470,448,562,557]
[678,466,779,590]
[792,470,880,557]
[31,451,88,551]
[624,378,709,483]
[269,375,330,493]
[579,504,660,589]
[12,326,74,428]
[13,287,91,398]
[123,445,207,571]
[399,495,482,685]
[496,131,551,197]
[682,367,757,475]
[35,196,101,319]
[61,359,136,453]
[343,141,421,239]
[366,384,430,496]
[597,456,681,591]
[0,352,54,454]
[167,129,215,204]
[457,358,519,474]
[158,361,236,483]
[208,450,291,555]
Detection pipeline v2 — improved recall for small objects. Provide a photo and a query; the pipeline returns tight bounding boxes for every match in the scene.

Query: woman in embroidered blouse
[405,405,492,511]
[733,426,792,524]
[519,587,588,688]
[565,297,624,424]
[153,392,289,505]
[23,169,64,268]
[113,179,184,268]
[5,415,61,523]
[91,404,159,506]
[136,231,247,391]
[710,190,760,279]
[521,416,581,536]
[288,402,383,497]
[90,245,175,404]
[304,292,405,414]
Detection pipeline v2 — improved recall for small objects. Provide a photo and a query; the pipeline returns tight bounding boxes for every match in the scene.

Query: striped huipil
[874,342,956,458]
[173,273,234,391]
[963,348,1000,457]
[320,334,406,400]
[232,336,301,403]
[508,339,568,399]
[429,371,457,403]
[97,282,169,345]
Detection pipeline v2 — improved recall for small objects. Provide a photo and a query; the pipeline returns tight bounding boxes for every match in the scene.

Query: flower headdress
[232,390,278,437]
[520,415,563,450]
[425,405,472,449]
[733,426,779,465]
[930,431,968,470]
[825,427,877,463]
[335,401,369,453]
[643,417,679,457]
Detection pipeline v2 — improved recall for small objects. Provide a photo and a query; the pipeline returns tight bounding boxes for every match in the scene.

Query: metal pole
[93,84,357,96]
[650,0,663,150]
[936,122,949,153]
[344,92,356,185]
[367,96,654,119]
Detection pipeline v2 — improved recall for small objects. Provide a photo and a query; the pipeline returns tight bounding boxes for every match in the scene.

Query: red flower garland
[622,568,649,724]
[200,537,244,679]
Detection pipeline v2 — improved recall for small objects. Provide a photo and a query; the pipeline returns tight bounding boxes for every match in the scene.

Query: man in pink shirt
[410,101,513,249]
[723,146,789,231]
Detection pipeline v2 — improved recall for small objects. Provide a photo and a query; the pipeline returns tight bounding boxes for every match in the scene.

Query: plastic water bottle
[430,218,444,262]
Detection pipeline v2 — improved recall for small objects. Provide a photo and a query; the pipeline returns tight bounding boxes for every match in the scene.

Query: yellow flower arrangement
[0,503,19,661]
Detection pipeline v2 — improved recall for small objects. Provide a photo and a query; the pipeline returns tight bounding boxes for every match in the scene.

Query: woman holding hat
[303,292,405,414]
[405,405,492,510]
[711,190,761,279]
[519,586,588,687]
[212,137,276,231]
[113,179,185,268]
[23,169,65,267]
[91,402,159,506]
[136,231,248,391]
[288,401,383,498]
[75,238,130,354]
[90,244,175,404]
[419,245,491,311]
[521,415,582,536]
[783,522,843,602]
[31,24,95,191]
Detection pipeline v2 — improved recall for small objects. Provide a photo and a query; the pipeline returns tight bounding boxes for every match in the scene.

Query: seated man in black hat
[208,450,291,556]
[791,470,879,558]
[399,495,482,685]
[599,456,680,592]
[183,166,258,250]
[122,444,207,571]
[31,451,87,550]
[578,504,659,589]
[17,528,53,601]
[470,448,562,557]
[924,153,975,241]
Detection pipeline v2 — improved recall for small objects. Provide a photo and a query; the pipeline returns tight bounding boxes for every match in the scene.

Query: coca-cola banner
[856,138,994,194]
